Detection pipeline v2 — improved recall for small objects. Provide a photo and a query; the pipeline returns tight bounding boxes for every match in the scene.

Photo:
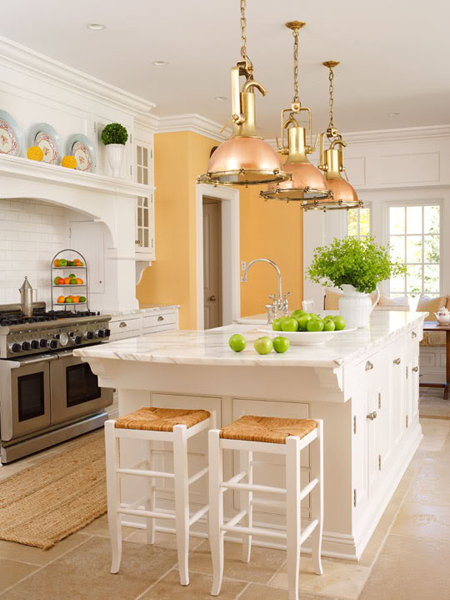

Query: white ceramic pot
[339,284,380,329]
[106,144,124,178]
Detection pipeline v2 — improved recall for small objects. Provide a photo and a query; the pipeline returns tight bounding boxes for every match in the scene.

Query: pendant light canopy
[302,61,363,211]
[198,0,289,187]
[260,22,331,203]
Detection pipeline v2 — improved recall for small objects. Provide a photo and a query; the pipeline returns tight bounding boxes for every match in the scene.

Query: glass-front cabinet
[135,140,155,261]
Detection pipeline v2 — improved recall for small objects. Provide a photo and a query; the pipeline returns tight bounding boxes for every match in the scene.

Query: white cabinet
[109,307,179,341]
[134,139,155,261]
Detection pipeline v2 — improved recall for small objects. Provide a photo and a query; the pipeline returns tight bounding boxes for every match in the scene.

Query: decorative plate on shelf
[66,134,96,172]
[0,110,23,156]
[28,123,61,164]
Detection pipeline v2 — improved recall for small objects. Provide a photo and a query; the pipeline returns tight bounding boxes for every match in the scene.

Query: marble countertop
[75,311,425,369]
[105,305,180,317]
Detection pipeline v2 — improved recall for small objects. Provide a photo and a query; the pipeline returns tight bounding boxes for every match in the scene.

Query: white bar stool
[208,415,323,600]
[105,406,215,586]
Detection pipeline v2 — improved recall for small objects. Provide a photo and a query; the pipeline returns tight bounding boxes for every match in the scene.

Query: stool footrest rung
[188,466,209,486]
[225,509,247,529]
[189,504,209,526]
[300,519,318,545]
[222,481,286,495]
[299,478,319,502]
[250,498,286,510]
[222,523,286,540]
[118,507,176,520]
[116,468,174,479]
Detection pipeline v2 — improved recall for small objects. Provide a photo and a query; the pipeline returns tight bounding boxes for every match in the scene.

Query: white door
[203,198,222,329]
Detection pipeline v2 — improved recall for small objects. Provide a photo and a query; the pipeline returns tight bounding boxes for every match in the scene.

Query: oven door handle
[12,353,61,368]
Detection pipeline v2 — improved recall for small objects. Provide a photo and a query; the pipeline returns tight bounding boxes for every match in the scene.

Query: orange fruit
[76,278,83,285]
[73,297,80,303]
[54,259,59,267]
[64,277,71,285]
[57,296,65,304]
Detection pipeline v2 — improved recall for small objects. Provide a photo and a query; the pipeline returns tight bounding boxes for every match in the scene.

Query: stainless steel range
[0,302,113,463]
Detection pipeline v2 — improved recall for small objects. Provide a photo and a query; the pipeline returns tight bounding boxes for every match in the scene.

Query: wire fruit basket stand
[50,249,89,311]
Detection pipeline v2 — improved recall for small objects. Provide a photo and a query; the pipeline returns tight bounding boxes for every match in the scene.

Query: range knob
[10,343,21,353]
[40,339,48,348]
[48,340,58,349]
[31,340,40,350]
[97,330,106,338]
[74,336,82,345]
[85,331,94,340]
[105,328,111,337]
[21,341,31,352]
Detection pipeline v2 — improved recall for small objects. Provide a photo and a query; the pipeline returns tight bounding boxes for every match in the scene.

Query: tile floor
[0,388,449,599]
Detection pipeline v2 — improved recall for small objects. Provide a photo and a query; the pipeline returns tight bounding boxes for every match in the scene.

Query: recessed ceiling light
[87,23,106,31]
[389,112,400,117]
[152,61,169,67]
[214,96,228,101]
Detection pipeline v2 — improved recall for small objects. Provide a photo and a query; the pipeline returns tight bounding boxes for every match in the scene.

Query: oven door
[4,356,53,441]
[50,351,113,425]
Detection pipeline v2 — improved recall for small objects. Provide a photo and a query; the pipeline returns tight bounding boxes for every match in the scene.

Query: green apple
[281,318,299,332]
[333,315,346,330]
[324,319,336,331]
[297,314,312,331]
[58,259,67,267]
[272,318,284,331]
[229,334,247,352]
[254,336,273,355]
[272,336,290,353]
[307,318,325,332]
[291,309,305,320]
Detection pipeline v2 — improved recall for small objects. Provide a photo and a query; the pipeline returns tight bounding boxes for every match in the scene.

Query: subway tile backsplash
[0,199,69,306]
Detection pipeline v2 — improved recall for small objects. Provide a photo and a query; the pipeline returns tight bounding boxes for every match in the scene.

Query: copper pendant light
[260,22,331,203]
[302,61,363,211]
[198,0,289,187]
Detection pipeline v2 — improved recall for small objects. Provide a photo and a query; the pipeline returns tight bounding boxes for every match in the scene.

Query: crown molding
[0,36,155,116]
[154,114,230,141]
[342,125,450,144]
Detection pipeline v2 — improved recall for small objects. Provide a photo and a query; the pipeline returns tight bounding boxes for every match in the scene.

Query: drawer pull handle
[365,361,374,371]
[367,411,378,421]
[393,358,401,365]
[119,322,127,328]
[412,366,419,372]
[411,331,417,338]
[157,316,164,322]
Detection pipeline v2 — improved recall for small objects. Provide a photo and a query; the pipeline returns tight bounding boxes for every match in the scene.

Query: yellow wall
[136,131,217,329]
[137,131,304,328]
[239,186,304,316]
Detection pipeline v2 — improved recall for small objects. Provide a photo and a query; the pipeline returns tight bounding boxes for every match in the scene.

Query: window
[347,206,371,239]
[388,204,441,298]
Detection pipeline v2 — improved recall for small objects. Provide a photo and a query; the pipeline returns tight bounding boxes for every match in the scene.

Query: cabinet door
[406,356,420,430]
[389,345,406,447]
[135,142,155,260]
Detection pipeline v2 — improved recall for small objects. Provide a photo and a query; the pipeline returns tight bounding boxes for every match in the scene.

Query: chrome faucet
[241,258,290,323]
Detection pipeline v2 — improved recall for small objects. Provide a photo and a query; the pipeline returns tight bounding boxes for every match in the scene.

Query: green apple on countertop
[272,309,346,333]
[228,334,290,355]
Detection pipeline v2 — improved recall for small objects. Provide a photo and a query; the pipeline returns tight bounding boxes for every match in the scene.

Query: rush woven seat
[220,415,318,445]
[114,407,211,432]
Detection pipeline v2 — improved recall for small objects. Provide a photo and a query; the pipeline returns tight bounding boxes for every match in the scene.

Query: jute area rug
[0,436,107,550]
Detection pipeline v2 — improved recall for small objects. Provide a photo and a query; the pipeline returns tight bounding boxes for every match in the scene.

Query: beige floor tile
[406,474,450,507]
[0,558,39,593]
[358,500,399,567]
[124,528,204,551]
[391,501,450,541]
[140,568,247,599]
[269,556,370,600]
[4,536,178,600]
[419,418,450,452]
[189,541,286,584]
[0,533,91,567]
[239,582,344,600]
[80,514,135,538]
[359,534,450,600]
[420,395,450,419]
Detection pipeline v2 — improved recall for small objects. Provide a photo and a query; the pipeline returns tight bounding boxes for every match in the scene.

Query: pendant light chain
[292,27,300,104]
[328,66,335,130]
[240,0,247,60]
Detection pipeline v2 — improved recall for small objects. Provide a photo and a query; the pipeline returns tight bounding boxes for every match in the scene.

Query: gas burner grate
[0,310,100,327]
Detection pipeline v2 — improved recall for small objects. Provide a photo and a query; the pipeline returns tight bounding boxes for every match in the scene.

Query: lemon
[27,146,44,161]
[62,155,77,169]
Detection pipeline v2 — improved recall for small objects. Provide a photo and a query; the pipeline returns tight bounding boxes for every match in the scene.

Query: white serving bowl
[258,327,356,346]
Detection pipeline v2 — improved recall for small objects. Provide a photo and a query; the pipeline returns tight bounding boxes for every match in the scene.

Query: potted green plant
[307,236,407,328]
[101,123,128,178]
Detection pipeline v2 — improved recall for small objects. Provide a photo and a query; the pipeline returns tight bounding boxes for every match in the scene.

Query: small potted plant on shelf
[307,236,407,328]
[101,122,128,178]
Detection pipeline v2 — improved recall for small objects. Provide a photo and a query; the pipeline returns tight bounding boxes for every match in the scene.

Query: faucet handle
[284,291,291,299]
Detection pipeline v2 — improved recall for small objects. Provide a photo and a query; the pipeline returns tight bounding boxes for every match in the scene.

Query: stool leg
[240,450,253,563]
[310,422,324,575]
[173,425,190,586]
[105,421,122,574]
[286,437,301,600]
[209,430,224,596]
[146,440,156,545]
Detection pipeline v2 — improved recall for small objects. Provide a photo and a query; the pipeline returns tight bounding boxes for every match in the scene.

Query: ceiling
[2,0,450,136]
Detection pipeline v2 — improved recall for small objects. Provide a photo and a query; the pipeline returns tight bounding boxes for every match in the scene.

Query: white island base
[75,312,425,561]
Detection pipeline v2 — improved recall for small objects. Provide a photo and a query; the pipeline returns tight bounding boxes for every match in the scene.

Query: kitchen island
[75,311,425,560]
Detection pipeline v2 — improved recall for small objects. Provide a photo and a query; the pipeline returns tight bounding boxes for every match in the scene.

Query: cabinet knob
[393,358,401,365]
[157,315,164,321]
[412,366,419,372]
[119,322,127,328]
[366,411,378,421]
[411,331,417,338]
[365,361,374,371]
[209,295,217,302]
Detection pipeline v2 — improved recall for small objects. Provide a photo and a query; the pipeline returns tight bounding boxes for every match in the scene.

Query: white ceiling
[2,0,450,136]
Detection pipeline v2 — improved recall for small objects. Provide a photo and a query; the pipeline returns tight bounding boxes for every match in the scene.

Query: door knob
[393,358,401,365]
[209,295,217,301]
